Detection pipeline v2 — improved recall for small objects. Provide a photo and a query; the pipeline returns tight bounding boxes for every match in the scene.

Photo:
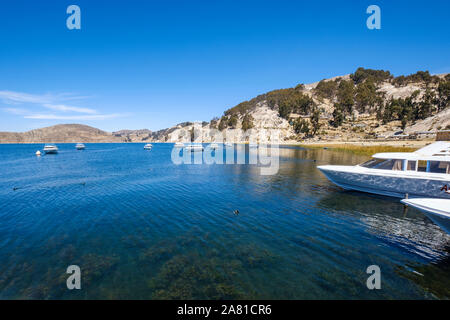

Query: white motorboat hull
[318,165,450,199]
[401,198,450,234]
[43,147,58,154]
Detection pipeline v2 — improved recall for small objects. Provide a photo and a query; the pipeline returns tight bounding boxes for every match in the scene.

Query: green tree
[416,89,436,120]
[350,67,392,84]
[437,79,450,111]
[241,113,254,131]
[355,79,378,112]
[218,116,228,131]
[310,108,321,135]
[336,80,354,113]
[278,100,292,119]
[293,118,310,135]
[314,79,338,99]
[331,105,344,127]
[228,115,238,128]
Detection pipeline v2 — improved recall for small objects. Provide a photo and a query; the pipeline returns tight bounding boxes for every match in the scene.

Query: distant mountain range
[1,68,449,144]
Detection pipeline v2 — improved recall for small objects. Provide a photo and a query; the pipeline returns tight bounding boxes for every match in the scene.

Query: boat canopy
[372,141,450,162]
[372,153,450,162]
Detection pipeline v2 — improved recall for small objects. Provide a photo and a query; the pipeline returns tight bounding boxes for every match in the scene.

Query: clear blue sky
[0,0,449,132]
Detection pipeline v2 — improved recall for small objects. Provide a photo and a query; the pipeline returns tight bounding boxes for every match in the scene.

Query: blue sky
[0,0,449,132]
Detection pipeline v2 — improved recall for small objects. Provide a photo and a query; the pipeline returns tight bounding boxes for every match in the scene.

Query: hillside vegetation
[215,68,450,137]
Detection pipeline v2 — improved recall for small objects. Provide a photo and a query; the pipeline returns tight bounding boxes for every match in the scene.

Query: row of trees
[380,80,450,129]
[215,113,255,131]
[320,70,450,129]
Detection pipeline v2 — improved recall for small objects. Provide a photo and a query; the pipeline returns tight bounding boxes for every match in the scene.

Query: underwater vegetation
[395,259,450,299]
[139,231,278,299]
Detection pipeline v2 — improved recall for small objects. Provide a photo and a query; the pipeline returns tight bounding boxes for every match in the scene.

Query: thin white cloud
[43,104,98,114]
[2,107,30,115]
[24,113,124,120]
[0,90,88,104]
[0,90,121,121]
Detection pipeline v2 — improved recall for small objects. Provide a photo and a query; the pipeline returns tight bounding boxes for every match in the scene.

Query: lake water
[0,143,449,299]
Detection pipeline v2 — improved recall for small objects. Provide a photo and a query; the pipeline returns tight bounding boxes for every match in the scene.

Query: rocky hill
[0,124,122,143]
[142,68,450,143]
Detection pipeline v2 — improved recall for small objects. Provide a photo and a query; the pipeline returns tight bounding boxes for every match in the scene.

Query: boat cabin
[359,141,450,174]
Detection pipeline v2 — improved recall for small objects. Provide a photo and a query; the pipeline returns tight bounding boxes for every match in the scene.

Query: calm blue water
[0,143,449,299]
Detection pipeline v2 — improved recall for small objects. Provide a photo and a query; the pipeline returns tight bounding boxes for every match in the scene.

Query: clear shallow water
[0,143,449,299]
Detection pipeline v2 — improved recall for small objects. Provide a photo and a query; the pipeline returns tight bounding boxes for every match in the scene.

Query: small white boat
[174,142,185,148]
[75,143,86,150]
[318,141,450,199]
[224,142,233,147]
[144,143,153,150]
[401,198,450,234]
[249,143,259,149]
[43,144,58,154]
[184,144,204,152]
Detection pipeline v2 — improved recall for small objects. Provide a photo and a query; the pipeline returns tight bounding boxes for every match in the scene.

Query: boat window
[429,161,450,174]
[361,159,403,170]
[417,160,427,172]
[359,159,385,168]
[407,161,417,171]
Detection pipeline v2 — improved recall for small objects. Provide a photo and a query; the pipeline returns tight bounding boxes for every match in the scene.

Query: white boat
[318,141,450,199]
[401,198,450,234]
[174,142,185,148]
[224,142,233,147]
[144,143,153,150]
[249,143,259,148]
[184,144,204,152]
[75,143,86,150]
[43,144,58,154]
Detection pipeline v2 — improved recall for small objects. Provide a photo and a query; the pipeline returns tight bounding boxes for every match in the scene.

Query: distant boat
[401,198,450,234]
[174,142,185,148]
[76,143,86,150]
[184,144,204,152]
[43,145,58,154]
[249,143,258,148]
[224,142,233,147]
[144,143,153,150]
[318,141,450,199]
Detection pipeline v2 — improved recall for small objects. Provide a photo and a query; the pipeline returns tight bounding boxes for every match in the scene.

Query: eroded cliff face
[158,103,295,144]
